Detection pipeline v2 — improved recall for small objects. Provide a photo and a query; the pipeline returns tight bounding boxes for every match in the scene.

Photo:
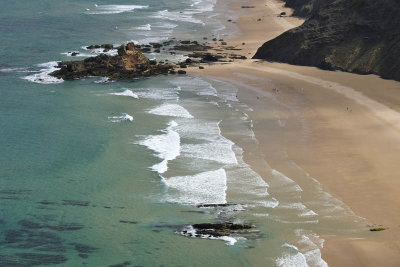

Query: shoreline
[190,0,400,265]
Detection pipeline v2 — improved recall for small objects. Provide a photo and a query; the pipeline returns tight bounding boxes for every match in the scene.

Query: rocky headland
[253,0,400,81]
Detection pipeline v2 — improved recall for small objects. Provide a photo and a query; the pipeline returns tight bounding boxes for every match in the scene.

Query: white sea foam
[85,5,148,15]
[0,67,35,73]
[152,22,178,29]
[138,121,180,174]
[61,51,93,58]
[279,203,318,218]
[175,120,238,165]
[148,103,194,118]
[179,225,238,245]
[277,231,328,267]
[134,87,181,101]
[22,62,63,84]
[163,168,227,204]
[109,89,139,99]
[134,24,152,31]
[276,252,308,267]
[80,46,119,56]
[272,169,303,192]
[94,77,113,84]
[181,141,237,165]
[190,0,216,12]
[151,10,204,25]
[108,113,133,122]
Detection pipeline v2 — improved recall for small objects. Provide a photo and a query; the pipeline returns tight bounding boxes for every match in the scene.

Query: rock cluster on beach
[253,0,400,81]
[50,38,248,81]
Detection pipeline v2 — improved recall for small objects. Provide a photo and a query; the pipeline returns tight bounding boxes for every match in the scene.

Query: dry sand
[188,0,400,265]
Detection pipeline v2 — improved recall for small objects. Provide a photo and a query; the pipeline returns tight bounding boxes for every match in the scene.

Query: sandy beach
[189,0,400,265]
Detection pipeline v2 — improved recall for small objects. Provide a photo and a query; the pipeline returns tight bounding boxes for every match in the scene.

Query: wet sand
[189,0,400,265]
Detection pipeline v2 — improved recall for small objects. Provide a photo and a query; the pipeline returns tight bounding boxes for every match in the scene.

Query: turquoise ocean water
[0,0,366,266]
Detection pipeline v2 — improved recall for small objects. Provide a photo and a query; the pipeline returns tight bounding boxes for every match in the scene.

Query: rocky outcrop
[191,223,252,237]
[50,42,173,80]
[253,0,400,81]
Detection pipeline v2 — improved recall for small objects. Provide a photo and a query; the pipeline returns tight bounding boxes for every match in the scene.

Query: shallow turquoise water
[0,0,366,266]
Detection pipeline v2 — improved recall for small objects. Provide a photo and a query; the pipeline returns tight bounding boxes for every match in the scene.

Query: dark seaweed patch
[16,253,67,265]
[4,229,66,253]
[62,200,90,207]
[37,200,56,205]
[70,243,98,254]
[0,189,31,195]
[0,252,67,266]
[119,220,137,224]
[18,220,84,231]
[109,261,132,267]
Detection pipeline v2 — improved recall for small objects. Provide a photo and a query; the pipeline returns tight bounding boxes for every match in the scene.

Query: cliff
[253,0,400,81]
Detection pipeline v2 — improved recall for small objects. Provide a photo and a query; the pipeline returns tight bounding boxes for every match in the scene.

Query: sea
[0,0,366,266]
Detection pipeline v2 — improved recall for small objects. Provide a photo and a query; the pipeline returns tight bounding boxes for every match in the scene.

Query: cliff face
[253,0,400,81]
[283,0,317,17]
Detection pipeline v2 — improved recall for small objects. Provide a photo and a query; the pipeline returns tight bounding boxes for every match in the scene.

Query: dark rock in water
[62,200,89,207]
[13,253,68,265]
[163,40,174,46]
[140,47,151,53]
[180,40,191,44]
[102,44,114,49]
[71,243,98,254]
[184,223,253,238]
[119,220,138,224]
[179,64,187,68]
[199,66,204,69]
[153,49,161,53]
[50,42,174,80]
[253,0,400,81]
[178,70,186,74]
[71,52,79,56]
[149,42,162,48]
[18,219,84,231]
[109,261,132,267]
[196,203,238,208]
[185,58,192,63]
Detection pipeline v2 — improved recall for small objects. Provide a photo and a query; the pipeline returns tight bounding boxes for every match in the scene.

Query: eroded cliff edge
[253,0,400,81]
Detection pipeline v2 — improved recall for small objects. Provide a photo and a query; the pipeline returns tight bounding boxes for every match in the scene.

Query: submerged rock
[191,223,252,237]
